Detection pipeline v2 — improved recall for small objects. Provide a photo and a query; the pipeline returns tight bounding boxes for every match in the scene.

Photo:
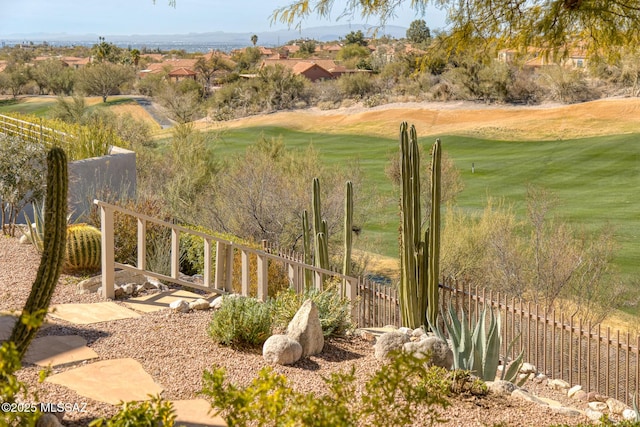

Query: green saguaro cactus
[9,147,68,360]
[398,122,441,329]
[302,178,354,285]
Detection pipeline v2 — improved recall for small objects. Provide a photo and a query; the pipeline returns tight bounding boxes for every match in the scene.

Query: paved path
[1,292,226,427]
[132,96,174,129]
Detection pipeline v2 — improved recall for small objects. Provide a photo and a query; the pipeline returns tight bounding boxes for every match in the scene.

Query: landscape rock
[622,408,637,421]
[411,328,426,339]
[121,283,136,295]
[374,331,409,361]
[287,299,324,358]
[403,336,453,369]
[397,327,412,336]
[169,299,190,313]
[511,389,549,406]
[548,378,570,391]
[549,406,582,417]
[606,397,629,415]
[585,408,605,422]
[77,270,150,293]
[209,296,224,310]
[486,380,518,396]
[587,391,608,402]
[36,413,63,427]
[588,402,608,412]
[263,334,303,365]
[520,362,537,374]
[189,298,210,311]
[572,390,588,401]
[567,385,582,398]
[114,286,125,298]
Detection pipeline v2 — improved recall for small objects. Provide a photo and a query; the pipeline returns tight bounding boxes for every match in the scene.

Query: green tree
[343,30,367,46]
[231,46,262,72]
[298,40,317,57]
[406,19,431,44]
[251,34,258,46]
[2,62,31,98]
[195,53,234,92]
[271,0,640,57]
[76,62,135,102]
[31,59,75,95]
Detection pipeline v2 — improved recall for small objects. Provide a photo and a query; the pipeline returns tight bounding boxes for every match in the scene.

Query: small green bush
[208,296,273,349]
[89,395,177,427]
[271,283,354,337]
[200,350,451,427]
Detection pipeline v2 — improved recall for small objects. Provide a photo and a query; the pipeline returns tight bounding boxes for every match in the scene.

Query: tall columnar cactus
[303,178,354,286]
[9,147,68,360]
[398,122,441,329]
[302,210,313,287]
[65,223,101,272]
[343,181,353,278]
[311,177,329,270]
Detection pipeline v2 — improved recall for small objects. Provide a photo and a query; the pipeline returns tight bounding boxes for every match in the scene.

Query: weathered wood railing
[94,200,358,307]
[0,113,73,146]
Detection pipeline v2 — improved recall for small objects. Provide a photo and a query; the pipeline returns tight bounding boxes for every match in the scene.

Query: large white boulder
[287,299,324,358]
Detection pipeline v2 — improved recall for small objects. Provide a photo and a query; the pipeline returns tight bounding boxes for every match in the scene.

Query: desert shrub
[539,65,600,103]
[506,68,542,104]
[200,350,451,426]
[0,342,42,426]
[208,296,273,348]
[271,283,355,337]
[89,395,176,427]
[338,72,376,99]
[0,134,47,235]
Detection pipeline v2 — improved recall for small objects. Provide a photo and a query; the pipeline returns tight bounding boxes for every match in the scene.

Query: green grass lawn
[0,98,57,117]
[207,127,640,283]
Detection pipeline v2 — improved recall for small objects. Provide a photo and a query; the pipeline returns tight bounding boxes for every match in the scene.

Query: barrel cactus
[65,223,102,272]
[9,147,68,360]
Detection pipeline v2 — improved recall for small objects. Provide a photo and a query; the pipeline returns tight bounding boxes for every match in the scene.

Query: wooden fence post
[241,249,250,296]
[100,203,115,299]
[214,241,226,291]
[137,218,146,270]
[257,251,268,301]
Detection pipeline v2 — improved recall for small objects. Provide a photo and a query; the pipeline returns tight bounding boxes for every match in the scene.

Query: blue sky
[0,0,448,36]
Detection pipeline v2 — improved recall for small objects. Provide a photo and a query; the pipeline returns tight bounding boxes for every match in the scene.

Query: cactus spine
[65,223,101,272]
[398,122,441,329]
[9,147,68,360]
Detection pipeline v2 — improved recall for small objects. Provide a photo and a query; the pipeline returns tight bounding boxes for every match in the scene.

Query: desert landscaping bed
[0,234,612,426]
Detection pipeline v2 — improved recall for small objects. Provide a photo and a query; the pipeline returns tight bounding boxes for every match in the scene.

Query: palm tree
[251,34,258,46]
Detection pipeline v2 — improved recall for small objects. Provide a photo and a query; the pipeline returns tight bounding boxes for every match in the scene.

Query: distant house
[139,58,198,80]
[167,67,197,82]
[0,60,7,73]
[259,58,360,81]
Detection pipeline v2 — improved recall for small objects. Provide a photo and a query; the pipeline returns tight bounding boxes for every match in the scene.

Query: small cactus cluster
[398,122,442,329]
[10,147,68,360]
[302,178,354,285]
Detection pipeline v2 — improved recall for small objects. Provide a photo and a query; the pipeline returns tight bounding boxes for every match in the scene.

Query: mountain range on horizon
[0,24,409,46]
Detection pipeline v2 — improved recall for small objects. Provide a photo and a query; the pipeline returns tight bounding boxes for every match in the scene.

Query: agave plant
[428,303,525,384]
[21,200,46,252]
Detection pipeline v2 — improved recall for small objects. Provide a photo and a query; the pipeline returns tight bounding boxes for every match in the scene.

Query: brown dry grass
[197,97,640,141]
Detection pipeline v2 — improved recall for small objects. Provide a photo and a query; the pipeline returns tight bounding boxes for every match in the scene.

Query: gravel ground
[1,235,598,426]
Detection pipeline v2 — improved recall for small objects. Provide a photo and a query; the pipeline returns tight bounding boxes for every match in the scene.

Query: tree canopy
[270,0,640,56]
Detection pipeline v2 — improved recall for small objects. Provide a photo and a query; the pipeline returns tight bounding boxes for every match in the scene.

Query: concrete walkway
[0,292,226,426]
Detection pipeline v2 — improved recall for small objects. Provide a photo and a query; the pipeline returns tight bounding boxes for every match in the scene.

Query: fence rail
[95,199,640,406]
[0,113,72,146]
